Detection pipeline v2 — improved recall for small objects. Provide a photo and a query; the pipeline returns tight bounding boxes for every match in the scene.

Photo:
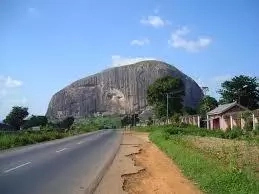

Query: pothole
[121,146,148,193]
[122,168,147,192]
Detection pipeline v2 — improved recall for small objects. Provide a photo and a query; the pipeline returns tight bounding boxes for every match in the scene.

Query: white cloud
[168,26,212,52]
[0,76,23,88]
[6,76,23,87]
[130,38,150,46]
[0,76,26,119]
[111,55,156,67]
[140,15,170,28]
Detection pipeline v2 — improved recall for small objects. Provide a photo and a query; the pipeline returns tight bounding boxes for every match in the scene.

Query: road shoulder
[95,131,201,194]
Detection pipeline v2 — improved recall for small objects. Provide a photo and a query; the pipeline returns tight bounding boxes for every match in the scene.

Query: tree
[121,115,131,127]
[218,75,259,109]
[198,95,218,116]
[4,106,29,130]
[147,76,185,118]
[58,117,75,129]
[22,115,48,129]
[182,106,197,115]
[121,114,139,127]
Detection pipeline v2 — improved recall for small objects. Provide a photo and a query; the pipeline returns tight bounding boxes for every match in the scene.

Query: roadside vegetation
[0,106,122,150]
[135,124,259,193]
[0,116,121,150]
[131,74,259,193]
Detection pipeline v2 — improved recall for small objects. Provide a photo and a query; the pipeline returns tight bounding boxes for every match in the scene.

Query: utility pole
[166,93,169,124]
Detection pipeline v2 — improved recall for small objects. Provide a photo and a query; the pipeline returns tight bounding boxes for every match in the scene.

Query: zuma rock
[46,60,203,120]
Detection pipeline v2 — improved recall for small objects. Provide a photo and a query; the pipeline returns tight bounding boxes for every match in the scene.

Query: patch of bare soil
[122,133,202,194]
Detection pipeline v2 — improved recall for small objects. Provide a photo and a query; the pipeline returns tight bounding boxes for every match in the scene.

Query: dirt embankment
[122,132,201,194]
[95,132,201,194]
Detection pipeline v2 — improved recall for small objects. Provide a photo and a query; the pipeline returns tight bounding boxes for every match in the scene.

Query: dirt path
[95,132,201,194]
[123,132,201,194]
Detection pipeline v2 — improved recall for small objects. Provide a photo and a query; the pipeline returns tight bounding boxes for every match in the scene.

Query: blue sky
[1,0,259,119]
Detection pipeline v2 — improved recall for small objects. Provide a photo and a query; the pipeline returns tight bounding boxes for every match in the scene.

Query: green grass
[0,116,121,150]
[134,125,259,193]
[75,116,122,132]
[149,130,259,194]
[135,124,259,144]
[0,130,70,150]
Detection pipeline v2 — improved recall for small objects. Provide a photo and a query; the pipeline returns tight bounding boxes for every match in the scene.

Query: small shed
[207,101,248,131]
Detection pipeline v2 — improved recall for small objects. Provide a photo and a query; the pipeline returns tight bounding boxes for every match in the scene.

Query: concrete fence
[181,115,201,128]
[181,109,259,131]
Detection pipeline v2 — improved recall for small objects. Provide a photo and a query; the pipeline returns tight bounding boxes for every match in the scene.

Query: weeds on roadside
[149,130,259,194]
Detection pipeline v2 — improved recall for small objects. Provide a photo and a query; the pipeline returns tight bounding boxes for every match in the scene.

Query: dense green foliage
[121,114,140,126]
[198,95,218,116]
[74,116,121,132]
[149,130,259,194]
[218,75,259,109]
[147,76,184,118]
[4,106,29,130]
[58,116,74,129]
[182,106,197,115]
[135,124,258,141]
[22,115,48,129]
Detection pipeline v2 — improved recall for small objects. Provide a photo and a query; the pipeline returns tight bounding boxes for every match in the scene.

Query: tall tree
[218,75,259,109]
[147,76,185,118]
[4,106,29,130]
[198,95,218,116]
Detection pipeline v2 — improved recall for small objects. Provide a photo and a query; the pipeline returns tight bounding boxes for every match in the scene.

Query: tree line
[2,107,74,131]
[1,75,258,129]
[147,75,259,119]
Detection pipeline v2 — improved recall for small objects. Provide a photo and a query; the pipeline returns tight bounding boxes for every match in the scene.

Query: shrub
[137,124,253,140]
[171,113,181,125]
[22,115,48,129]
[58,116,74,129]
[242,111,253,131]
[224,127,244,139]
[147,117,153,126]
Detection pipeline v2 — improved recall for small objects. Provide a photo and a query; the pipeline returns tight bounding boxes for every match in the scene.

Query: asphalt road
[0,129,122,194]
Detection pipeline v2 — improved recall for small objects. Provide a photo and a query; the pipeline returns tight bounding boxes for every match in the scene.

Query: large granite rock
[46,60,203,120]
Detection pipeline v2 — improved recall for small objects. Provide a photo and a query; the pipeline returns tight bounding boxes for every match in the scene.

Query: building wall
[182,108,258,131]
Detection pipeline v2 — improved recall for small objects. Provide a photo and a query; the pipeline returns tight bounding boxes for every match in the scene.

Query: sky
[1,0,259,119]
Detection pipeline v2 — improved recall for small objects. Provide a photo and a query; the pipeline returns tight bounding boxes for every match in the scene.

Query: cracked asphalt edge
[94,132,145,194]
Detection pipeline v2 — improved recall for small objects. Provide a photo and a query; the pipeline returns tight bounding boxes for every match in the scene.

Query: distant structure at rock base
[46,60,203,120]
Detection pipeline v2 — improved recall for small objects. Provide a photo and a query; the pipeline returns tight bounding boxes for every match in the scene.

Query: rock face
[46,60,203,120]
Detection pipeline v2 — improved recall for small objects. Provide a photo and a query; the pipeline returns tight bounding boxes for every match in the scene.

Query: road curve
[0,129,122,194]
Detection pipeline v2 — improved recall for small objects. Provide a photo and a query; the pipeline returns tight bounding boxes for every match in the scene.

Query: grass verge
[0,116,121,150]
[149,130,259,193]
[0,130,71,150]
[134,125,259,193]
